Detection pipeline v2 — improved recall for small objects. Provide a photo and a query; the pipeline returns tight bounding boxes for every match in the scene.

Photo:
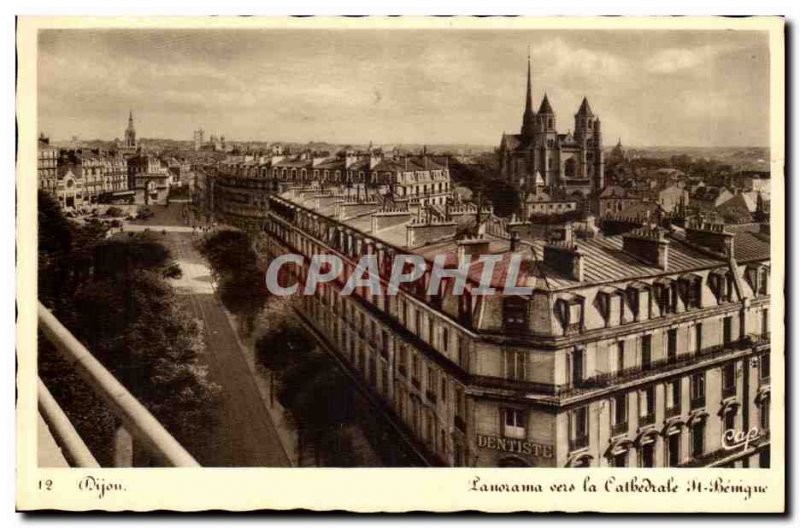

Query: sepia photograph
[15,15,785,512]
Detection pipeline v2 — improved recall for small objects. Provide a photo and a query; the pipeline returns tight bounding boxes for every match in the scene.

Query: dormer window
[597,287,624,327]
[653,278,678,315]
[746,264,770,297]
[679,274,703,309]
[710,269,735,303]
[555,294,584,335]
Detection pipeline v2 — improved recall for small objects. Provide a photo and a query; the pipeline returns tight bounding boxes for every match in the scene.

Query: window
[442,327,449,353]
[504,350,526,381]
[758,268,769,296]
[695,323,703,352]
[455,386,466,430]
[722,362,736,397]
[572,349,584,384]
[724,408,736,432]
[640,386,655,423]
[723,316,733,345]
[503,408,526,439]
[759,352,770,381]
[759,449,770,468]
[667,433,680,467]
[762,309,769,336]
[615,340,625,373]
[440,377,447,402]
[411,353,421,386]
[569,406,589,450]
[759,400,770,430]
[691,421,705,458]
[640,441,655,468]
[691,373,706,409]
[502,297,528,333]
[612,394,627,433]
[612,451,627,467]
[641,335,652,369]
[427,367,438,401]
[667,329,677,362]
[682,275,702,309]
[397,345,408,376]
[666,380,681,415]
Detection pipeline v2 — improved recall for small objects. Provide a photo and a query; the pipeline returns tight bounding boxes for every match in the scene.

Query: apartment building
[231,180,771,468]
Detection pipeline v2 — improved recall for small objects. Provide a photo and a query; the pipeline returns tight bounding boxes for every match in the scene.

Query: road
[129,205,290,467]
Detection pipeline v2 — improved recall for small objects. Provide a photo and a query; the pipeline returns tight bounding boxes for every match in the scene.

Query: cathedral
[498,55,605,199]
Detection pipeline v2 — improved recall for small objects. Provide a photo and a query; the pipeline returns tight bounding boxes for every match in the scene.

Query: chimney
[543,240,584,281]
[550,222,575,245]
[685,219,735,257]
[622,227,670,270]
[457,236,491,262]
[510,231,520,252]
[406,217,457,248]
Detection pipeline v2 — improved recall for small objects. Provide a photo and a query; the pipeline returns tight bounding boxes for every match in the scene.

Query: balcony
[665,406,681,418]
[575,338,753,394]
[37,303,199,468]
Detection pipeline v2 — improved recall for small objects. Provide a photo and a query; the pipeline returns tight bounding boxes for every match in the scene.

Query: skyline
[38,29,770,148]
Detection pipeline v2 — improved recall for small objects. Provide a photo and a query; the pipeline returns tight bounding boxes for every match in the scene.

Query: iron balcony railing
[639,412,656,426]
[575,338,753,392]
[38,302,200,468]
[470,336,756,398]
[611,421,628,437]
[690,396,706,410]
[665,405,681,418]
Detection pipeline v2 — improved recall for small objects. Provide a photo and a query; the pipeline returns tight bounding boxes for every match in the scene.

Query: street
[128,205,290,467]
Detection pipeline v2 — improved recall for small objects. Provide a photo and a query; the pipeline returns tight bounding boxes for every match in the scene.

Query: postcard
[16,15,784,512]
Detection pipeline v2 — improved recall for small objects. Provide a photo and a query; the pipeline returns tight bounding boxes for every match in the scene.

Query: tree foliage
[37,192,219,465]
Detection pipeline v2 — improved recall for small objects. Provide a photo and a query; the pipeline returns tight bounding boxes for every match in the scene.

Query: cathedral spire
[520,47,536,140]
[524,48,533,117]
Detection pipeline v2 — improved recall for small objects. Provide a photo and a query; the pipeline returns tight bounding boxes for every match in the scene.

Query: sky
[37,28,771,147]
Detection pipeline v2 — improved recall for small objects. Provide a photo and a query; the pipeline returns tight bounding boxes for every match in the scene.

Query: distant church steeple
[520,47,537,140]
[123,108,137,150]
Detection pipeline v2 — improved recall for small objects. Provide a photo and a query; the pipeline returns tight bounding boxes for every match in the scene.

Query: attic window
[679,274,703,309]
[555,295,584,335]
[653,279,678,315]
[709,270,735,303]
[597,287,624,327]
[746,265,769,297]
[502,297,529,333]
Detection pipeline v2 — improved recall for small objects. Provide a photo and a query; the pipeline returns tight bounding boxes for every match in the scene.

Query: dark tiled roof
[729,224,770,263]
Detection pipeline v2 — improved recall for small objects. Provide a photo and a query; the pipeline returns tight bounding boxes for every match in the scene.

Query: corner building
[202,163,772,468]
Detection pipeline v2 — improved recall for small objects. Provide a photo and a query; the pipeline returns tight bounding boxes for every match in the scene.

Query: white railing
[38,302,200,467]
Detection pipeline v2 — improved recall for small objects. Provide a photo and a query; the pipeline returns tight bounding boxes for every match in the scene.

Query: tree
[37,193,220,465]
